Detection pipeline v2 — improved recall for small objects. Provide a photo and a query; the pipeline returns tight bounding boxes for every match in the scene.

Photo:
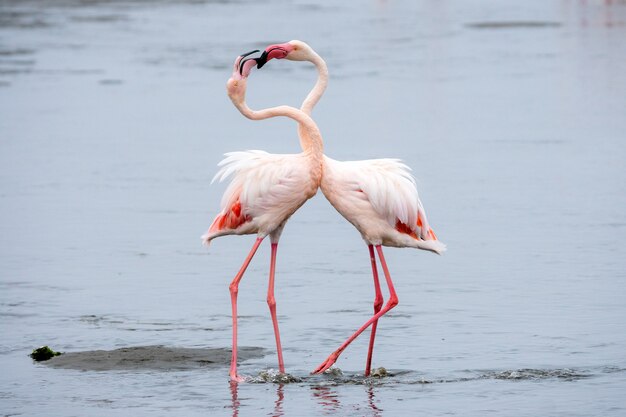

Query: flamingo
[253,41,446,375]
[202,51,324,382]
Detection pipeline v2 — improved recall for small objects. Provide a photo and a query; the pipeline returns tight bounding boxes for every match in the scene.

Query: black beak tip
[239,49,260,59]
[256,51,269,69]
[238,50,257,73]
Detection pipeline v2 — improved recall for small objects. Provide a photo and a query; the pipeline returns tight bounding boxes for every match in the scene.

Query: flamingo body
[202,150,318,244]
[321,156,445,253]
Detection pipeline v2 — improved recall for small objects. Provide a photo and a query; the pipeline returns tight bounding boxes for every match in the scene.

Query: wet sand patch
[43,345,266,371]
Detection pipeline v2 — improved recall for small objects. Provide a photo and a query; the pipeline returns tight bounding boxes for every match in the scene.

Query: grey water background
[1,0,626,415]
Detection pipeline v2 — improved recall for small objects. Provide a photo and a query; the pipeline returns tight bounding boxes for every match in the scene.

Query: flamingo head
[226,75,245,103]
[226,50,261,101]
[256,40,311,68]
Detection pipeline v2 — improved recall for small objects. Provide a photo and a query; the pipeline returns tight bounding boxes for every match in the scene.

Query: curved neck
[231,96,323,158]
[300,51,328,116]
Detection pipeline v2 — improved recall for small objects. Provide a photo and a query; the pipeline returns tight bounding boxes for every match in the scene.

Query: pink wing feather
[330,157,439,241]
[203,150,314,244]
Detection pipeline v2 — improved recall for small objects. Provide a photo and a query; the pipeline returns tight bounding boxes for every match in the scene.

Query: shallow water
[1,0,626,416]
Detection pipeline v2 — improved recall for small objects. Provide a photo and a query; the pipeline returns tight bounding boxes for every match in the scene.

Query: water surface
[1,1,625,416]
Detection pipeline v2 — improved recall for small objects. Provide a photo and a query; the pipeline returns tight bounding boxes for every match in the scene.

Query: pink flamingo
[203,51,324,382]
[255,41,446,375]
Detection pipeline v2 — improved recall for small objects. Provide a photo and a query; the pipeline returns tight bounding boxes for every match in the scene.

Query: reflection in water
[311,385,341,414]
[229,381,285,417]
[366,385,383,417]
[228,371,394,416]
[273,384,285,417]
[311,383,384,416]
[229,381,240,417]
[574,0,623,28]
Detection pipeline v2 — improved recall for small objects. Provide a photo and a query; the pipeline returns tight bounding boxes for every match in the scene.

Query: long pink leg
[229,237,264,382]
[365,245,383,377]
[312,245,398,374]
[267,242,285,373]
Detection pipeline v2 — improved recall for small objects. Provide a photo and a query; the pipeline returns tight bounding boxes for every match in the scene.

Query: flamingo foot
[311,352,339,374]
[229,372,246,383]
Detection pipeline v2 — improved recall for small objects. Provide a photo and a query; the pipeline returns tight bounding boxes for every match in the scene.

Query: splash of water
[250,369,302,384]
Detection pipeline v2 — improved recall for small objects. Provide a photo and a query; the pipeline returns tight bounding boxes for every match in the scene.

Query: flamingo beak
[256,43,294,69]
[236,49,260,78]
[256,50,269,69]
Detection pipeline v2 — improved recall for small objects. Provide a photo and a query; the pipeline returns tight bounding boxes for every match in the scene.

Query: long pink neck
[300,50,328,116]
[230,89,324,160]
[296,48,328,154]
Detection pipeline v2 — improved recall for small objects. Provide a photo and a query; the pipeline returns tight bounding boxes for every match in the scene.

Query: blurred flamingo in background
[202,51,324,382]
[254,41,446,375]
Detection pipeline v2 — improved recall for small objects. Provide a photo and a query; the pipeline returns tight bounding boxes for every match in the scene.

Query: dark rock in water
[42,345,266,371]
[30,346,63,361]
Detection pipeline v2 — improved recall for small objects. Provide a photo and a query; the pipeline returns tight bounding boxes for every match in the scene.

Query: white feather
[208,150,316,236]
[325,157,422,227]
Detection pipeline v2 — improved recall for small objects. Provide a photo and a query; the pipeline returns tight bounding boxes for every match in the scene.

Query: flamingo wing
[328,157,438,241]
[204,150,313,243]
